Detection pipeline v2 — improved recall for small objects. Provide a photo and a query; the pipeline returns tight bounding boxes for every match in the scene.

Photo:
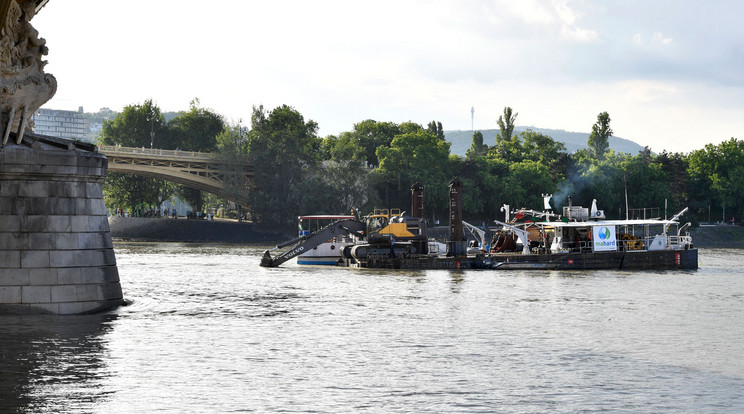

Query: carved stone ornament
[1,0,57,146]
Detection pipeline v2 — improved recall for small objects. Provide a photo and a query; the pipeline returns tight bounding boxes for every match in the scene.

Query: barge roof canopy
[531,219,681,228]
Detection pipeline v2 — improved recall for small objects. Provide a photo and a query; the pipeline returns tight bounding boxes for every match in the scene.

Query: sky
[32,0,743,153]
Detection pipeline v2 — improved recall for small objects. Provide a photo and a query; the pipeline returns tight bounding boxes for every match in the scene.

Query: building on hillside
[32,107,91,141]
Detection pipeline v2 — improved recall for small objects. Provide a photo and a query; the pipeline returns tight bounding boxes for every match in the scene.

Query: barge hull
[346,248,698,270]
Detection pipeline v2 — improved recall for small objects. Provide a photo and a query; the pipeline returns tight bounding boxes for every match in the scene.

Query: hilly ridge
[444,127,645,156]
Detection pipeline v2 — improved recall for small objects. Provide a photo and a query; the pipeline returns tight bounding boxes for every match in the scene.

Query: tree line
[99,100,743,228]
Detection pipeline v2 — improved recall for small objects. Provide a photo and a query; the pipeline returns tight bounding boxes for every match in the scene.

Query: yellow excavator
[260,208,428,267]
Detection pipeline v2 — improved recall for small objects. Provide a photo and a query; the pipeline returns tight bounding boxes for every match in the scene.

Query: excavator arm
[260,219,365,267]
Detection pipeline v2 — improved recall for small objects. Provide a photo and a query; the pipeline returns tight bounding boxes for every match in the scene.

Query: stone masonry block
[58,301,87,315]
[58,267,89,285]
[0,182,21,197]
[18,181,46,197]
[89,216,109,232]
[48,215,72,232]
[70,216,90,232]
[21,285,51,303]
[52,285,78,302]
[49,250,79,267]
[27,233,54,250]
[100,282,123,300]
[0,268,30,285]
[0,217,21,232]
[0,197,14,213]
[102,248,117,266]
[0,250,21,268]
[21,215,49,232]
[53,198,75,215]
[85,183,103,198]
[0,232,27,250]
[52,232,79,250]
[29,268,58,285]
[76,284,100,301]
[90,198,107,216]
[0,286,22,303]
[102,265,120,283]
[77,233,102,250]
[21,250,51,268]
[23,197,52,215]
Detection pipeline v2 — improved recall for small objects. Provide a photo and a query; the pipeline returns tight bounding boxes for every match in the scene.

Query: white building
[32,107,90,141]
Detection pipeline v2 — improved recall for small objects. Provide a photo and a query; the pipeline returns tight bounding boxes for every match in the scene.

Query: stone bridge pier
[1,0,124,314]
[0,134,124,314]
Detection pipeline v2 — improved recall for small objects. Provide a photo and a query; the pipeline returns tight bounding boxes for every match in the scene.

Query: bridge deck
[97,145,252,206]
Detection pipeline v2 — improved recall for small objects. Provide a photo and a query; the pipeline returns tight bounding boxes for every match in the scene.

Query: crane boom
[260,219,365,267]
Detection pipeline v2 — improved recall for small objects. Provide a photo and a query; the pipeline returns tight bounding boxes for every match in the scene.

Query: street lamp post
[149,107,155,149]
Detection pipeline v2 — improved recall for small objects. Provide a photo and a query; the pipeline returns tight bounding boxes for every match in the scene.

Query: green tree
[519,129,569,182]
[247,105,322,226]
[165,98,225,152]
[376,126,452,211]
[99,100,173,213]
[657,150,690,217]
[167,99,226,213]
[214,124,250,212]
[348,120,402,167]
[99,99,164,148]
[502,160,555,210]
[588,111,612,160]
[620,151,671,215]
[688,138,744,222]
[492,107,520,161]
[465,131,488,159]
[496,106,518,143]
[427,120,445,141]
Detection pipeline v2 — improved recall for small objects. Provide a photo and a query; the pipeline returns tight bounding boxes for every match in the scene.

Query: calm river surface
[1,244,743,413]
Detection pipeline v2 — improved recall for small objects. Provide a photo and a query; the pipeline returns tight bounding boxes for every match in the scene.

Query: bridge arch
[98,145,253,206]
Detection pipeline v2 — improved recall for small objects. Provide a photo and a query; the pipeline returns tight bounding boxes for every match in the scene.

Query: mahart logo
[594,225,617,251]
[597,227,611,240]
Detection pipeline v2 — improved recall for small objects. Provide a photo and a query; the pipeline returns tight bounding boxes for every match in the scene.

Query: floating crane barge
[260,180,698,271]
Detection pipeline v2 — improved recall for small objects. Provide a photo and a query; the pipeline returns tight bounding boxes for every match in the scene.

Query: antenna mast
[471,106,474,131]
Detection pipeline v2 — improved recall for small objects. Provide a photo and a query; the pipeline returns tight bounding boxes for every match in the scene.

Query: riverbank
[108,217,291,243]
[109,217,744,247]
[689,224,744,248]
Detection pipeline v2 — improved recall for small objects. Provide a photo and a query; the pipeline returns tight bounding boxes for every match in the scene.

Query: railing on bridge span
[97,145,213,161]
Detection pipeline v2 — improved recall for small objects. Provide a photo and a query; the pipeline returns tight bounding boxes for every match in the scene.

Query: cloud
[652,32,673,45]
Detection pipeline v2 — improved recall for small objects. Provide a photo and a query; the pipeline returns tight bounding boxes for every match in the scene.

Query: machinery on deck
[260,219,365,268]
[260,209,429,268]
[347,209,428,260]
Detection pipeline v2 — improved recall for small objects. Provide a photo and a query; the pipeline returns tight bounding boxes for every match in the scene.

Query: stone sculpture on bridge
[1,0,57,145]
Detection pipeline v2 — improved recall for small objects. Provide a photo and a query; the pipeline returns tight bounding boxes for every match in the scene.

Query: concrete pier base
[0,133,123,314]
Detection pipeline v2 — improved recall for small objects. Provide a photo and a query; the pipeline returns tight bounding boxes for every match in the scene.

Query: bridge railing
[97,144,214,161]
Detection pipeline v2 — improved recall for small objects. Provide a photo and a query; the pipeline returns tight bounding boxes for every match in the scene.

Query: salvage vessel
[260,180,698,271]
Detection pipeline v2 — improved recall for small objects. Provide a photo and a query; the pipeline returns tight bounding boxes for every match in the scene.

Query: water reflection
[0,313,117,413]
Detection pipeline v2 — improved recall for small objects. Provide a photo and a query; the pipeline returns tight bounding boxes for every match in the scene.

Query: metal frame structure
[98,145,253,205]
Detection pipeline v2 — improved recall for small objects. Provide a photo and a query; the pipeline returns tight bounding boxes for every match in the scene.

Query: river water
[1,244,743,413]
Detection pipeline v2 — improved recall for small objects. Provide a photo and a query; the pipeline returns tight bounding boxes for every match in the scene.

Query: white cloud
[31,0,744,154]
[652,32,673,45]
[562,25,599,42]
